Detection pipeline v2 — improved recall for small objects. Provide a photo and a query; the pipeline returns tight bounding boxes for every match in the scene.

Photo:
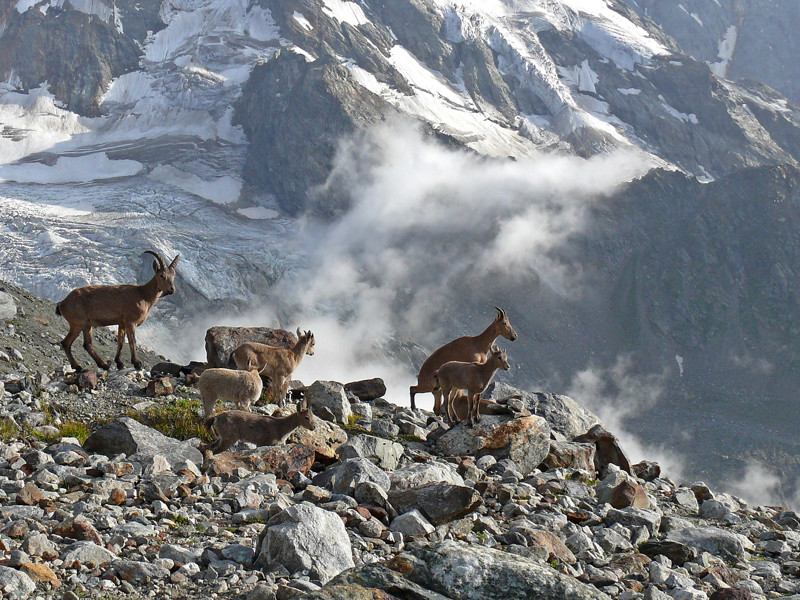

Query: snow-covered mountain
[2,0,800,502]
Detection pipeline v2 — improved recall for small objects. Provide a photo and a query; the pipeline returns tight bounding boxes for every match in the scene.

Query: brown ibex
[410,307,516,411]
[55,250,179,371]
[198,365,264,418]
[435,346,511,426]
[203,398,316,454]
[231,328,315,406]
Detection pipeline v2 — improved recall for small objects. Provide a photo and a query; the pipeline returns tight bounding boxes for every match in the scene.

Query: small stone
[77,370,99,390]
[108,488,127,505]
[390,510,435,538]
[147,377,176,397]
[16,482,42,506]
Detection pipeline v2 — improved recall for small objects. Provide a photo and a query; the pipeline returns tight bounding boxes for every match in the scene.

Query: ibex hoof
[116,361,124,370]
[133,361,143,371]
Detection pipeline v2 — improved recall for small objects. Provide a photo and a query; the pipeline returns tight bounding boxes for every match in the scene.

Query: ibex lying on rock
[231,328,315,406]
[198,366,263,418]
[410,307,516,411]
[435,346,511,426]
[203,398,316,454]
[56,250,179,371]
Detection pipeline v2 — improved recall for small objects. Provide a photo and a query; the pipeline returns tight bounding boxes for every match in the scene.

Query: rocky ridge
[0,284,798,600]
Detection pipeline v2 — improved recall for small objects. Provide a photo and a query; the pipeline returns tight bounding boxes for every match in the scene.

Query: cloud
[726,460,783,507]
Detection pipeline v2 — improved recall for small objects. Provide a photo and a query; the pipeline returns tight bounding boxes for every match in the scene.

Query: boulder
[437,415,550,476]
[667,526,754,558]
[151,362,184,377]
[344,378,386,401]
[146,377,176,397]
[205,326,297,368]
[389,483,481,525]
[542,441,596,474]
[337,434,404,470]
[287,419,347,463]
[204,444,315,479]
[256,502,354,584]
[0,291,17,321]
[329,458,391,495]
[604,507,661,535]
[389,462,463,491]
[83,417,202,470]
[307,381,352,424]
[573,424,632,474]
[61,541,117,568]
[0,566,35,600]
[639,541,697,566]
[390,510,435,537]
[490,384,601,440]
[113,560,171,584]
[394,540,611,600]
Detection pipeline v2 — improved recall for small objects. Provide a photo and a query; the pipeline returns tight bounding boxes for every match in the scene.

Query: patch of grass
[56,421,92,444]
[342,422,370,436]
[172,515,191,526]
[401,433,423,443]
[130,398,212,442]
[0,418,19,441]
[348,414,364,425]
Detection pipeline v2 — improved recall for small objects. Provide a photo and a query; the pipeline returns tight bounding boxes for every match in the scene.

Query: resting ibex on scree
[410,307,516,412]
[56,250,179,371]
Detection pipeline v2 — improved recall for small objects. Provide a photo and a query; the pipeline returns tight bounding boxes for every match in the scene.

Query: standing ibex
[203,398,316,454]
[198,365,263,418]
[435,346,511,426]
[231,328,315,407]
[55,250,179,371]
[410,307,516,411]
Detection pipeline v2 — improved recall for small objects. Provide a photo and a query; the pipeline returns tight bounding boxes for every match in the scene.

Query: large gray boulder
[437,415,551,476]
[307,381,352,425]
[337,434,404,470]
[0,566,35,600]
[389,462,464,491]
[61,541,117,568]
[83,417,202,470]
[0,291,17,321]
[667,526,754,558]
[256,502,354,584]
[329,457,391,495]
[490,384,601,441]
[400,540,611,600]
[389,483,481,525]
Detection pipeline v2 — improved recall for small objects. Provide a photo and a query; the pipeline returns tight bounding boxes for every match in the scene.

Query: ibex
[435,346,511,426]
[203,398,316,454]
[410,307,516,411]
[231,328,315,407]
[198,366,263,419]
[55,250,179,371]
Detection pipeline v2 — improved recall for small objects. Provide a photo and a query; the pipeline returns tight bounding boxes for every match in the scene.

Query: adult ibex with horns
[56,250,179,371]
[410,307,517,411]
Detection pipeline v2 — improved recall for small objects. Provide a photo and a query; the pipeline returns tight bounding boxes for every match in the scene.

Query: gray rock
[595,528,634,553]
[402,540,611,600]
[672,489,699,512]
[667,526,754,558]
[256,502,354,584]
[0,292,17,321]
[113,560,171,584]
[390,510,435,537]
[307,381,352,424]
[83,417,202,470]
[437,414,551,476]
[222,544,255,565]
[62,541,117,567]
[158,544,202,567]
[330,457,391,495]
[604,507,662,535]
[389,482,481,525]
[390,461,464,492]
[338,434,404,470]
[350,402,373,421]
[344,378,386,401]
[21,533,57,559]
[700,497,739,519]
[370,418,400,438]
[0,566,35,600]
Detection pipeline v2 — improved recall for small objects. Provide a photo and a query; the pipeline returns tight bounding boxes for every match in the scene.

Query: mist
[151,119,653,411]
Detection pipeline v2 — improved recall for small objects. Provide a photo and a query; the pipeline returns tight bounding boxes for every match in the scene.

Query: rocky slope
[0,284,798,600]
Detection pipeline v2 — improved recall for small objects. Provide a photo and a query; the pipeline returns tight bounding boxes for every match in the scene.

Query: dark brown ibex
[55,250,179,371]
[410,307,516,411]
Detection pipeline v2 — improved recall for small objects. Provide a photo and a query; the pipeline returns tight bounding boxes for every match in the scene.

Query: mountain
[1,0,800,502]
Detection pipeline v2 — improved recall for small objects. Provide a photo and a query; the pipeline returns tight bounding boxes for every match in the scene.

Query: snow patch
[321,0,369,26]
[0,153,143,184]
[148,166,242,205]
[15,0,39,12]
[559,60,599,94]
[293,11,313,31]
[618,87,641,95]
[659,97,698,124]
[709,25,738,77]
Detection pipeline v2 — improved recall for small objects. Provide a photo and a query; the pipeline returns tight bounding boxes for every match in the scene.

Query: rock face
[437,415,551,476]
[83,417,203,469]
[256,502,354,584]
[395,540,611,600]
[204,326,297,368]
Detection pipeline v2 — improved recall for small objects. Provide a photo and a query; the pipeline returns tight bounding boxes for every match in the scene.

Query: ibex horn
[144,250,166,271]
[169,254,180,269]
[494,306,505,319]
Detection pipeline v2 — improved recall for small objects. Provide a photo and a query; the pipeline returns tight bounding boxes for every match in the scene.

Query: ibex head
[494,307,517,341]
[297,397,316,430]
[145,250,179,296]
[490,345,511,371]
[296,328,316,356]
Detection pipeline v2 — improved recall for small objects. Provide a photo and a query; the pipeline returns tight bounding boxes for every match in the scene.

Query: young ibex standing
[231,328,315,407]
[56,250,179,371]
[198,366,263,419]
[410,307,516,412]
[435,346,511,426]
[203,398,316,454]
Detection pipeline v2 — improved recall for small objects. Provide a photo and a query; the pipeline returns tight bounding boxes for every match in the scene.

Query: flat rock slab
[205,326,296,368]
[437,415,551,476]
[389,483,481,525]
[667,526,754,558]
[83,417,202,469]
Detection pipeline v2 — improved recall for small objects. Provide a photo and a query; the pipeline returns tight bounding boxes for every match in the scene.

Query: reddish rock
[542,441,596,475]
[608,480,650,509]
[16,482,43,506]
[53,517,103,545]
[205,326,297,368]
[108,488,127,505]
[20,563,60,587]
[146,376,176,397]
[525,530,576,565]
[77,370,99,390]
[205,443,316,479]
